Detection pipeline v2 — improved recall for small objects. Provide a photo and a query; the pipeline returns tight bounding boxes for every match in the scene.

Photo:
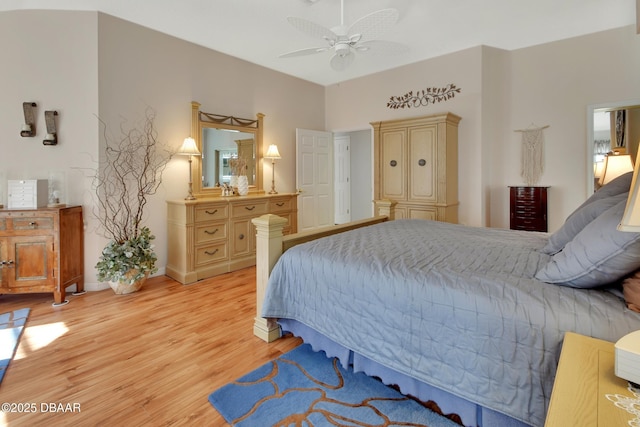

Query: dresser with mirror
[166,102,297,284]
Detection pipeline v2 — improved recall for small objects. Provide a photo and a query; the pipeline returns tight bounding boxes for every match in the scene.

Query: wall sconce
[177,137,201,200]
[43,110,58,146]
[264,144,281,194]
[21,102,37,137]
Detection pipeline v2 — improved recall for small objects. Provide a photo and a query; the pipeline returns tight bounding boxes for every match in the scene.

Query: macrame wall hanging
[514,124,549,186]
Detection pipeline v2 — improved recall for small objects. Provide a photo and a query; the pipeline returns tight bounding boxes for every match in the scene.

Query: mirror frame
[191,101,264,197]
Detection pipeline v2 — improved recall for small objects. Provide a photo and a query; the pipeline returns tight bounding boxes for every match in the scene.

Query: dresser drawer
[195,242,228,266]
[12,216,54,231]
[231,200,268,218]
[195,222,228,244]
[269,197,293,213]
[195,204,228,223]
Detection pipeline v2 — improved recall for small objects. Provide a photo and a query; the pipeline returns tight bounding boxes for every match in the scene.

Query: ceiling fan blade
[347,8,399,42]
[355,40,409,55]
[279,46,329,58]
[330,51,355,71]
[287,16,338,42]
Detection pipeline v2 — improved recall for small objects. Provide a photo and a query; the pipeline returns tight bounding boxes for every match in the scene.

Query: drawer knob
[418,159,426,166]
[204,249,219,256]
[204,228,219,235]
[29,222,36,227]
[239,234,245,240]
[390,160,397,167]
[245,206,255,211]
[276,202,285,207]
[205,209,218,215]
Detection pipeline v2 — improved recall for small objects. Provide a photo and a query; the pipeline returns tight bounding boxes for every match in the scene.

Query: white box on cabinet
[8,179,49,209]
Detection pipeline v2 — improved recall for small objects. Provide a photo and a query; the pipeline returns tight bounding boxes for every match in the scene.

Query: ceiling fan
[280,0,408,71]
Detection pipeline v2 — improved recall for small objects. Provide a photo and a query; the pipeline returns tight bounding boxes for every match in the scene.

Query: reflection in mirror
[201,128,255,187]
[191,101,263,198]
[588,101,640,194]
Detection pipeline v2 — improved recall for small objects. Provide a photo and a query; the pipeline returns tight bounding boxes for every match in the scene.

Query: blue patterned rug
[209,344,462,426]
[0,308,30,385]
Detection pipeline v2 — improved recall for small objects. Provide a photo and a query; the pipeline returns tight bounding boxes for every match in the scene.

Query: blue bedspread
[262,219,640,426]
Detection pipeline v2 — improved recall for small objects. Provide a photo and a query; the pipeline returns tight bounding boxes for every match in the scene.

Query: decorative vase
[229,175,238,190]
[237,175,249,196]
[109,270,149,295]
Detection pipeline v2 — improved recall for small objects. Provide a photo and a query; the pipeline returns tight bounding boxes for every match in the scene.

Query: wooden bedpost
[252,214,288,342]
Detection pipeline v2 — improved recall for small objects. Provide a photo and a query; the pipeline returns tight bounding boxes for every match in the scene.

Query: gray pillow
[535,199,640,288]
[568,171,632,219]
[541,192,629,255]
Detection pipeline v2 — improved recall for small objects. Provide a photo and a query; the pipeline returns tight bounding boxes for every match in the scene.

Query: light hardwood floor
[0,267,301,426]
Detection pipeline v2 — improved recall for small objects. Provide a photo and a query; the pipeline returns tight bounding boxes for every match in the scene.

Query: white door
[334,136,351,224]
[296,129,334,231]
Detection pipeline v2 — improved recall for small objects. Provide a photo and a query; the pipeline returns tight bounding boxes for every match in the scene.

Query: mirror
[191,101,264,197]
[587,100,640,194]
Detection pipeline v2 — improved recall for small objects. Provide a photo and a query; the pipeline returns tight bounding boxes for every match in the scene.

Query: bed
[253,173,640,427]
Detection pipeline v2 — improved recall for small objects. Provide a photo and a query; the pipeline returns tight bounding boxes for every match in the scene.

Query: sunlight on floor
[14,322,69,359]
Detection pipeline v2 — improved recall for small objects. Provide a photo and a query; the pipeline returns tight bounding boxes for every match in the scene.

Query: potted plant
[94,108,173,294]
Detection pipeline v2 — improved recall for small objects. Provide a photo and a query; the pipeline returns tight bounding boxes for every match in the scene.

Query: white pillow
[536,199,640,288]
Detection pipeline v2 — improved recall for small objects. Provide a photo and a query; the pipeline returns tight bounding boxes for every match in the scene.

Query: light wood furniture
[191,101,264,197]
[510,186,549,232]
[166,194,298,285]
[371,112,461,222]
[252,209,394,342]
[0,205,84,305]
[545,332,634,426]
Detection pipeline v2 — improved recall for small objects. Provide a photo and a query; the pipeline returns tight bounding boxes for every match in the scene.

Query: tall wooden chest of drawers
[509,186,548,232]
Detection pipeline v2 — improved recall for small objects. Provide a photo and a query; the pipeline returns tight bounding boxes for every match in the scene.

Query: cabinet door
[230,218,254,258]
[408,125,437,202]
[7,235,55,289]
[380,129,406,201]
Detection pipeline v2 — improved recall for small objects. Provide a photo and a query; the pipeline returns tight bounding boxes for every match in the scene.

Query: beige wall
[2,9,640,289]
[326,25,640,231]
[0,11,325,289]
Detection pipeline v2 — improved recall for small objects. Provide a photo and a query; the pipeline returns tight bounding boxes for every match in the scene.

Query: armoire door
[380,129,406,201]
[408,125,437,202]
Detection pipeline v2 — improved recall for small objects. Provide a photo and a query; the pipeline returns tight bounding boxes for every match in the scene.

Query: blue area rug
[209,343,462,426]
[0,308,30,385]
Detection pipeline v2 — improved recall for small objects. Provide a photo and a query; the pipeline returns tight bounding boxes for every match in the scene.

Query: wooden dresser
[545,332,634,426]
[166,194,297,284]
[0,206,84,306]
[371,112,460,223]
[509,186,548,232]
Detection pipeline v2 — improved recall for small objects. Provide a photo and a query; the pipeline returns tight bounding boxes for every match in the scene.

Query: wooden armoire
[371,112,461,223]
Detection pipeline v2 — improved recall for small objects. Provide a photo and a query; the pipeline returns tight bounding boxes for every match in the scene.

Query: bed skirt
[279,318,531,427]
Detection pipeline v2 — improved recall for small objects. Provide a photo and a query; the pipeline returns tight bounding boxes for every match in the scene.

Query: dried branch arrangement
[94,109,174,244]
[228,156,247,176]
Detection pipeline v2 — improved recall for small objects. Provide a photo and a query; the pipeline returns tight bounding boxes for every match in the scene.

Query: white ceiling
[2,0,636,86]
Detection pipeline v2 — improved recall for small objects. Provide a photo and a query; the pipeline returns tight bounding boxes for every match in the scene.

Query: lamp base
[184,195,196,201]
[269,190,278,195]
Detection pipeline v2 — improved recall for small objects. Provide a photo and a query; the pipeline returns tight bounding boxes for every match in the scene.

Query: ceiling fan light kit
[280,0,407,71]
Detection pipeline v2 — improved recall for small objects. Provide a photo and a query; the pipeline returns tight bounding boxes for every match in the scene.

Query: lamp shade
[178,137,200,156]
[599,153,633,186]
[618,149,640,231]
[264,144,281,159]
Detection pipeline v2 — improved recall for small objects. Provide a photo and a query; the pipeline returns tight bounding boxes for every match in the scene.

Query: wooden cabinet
[0,206,84,305]
[166,194,297,284]
[372,112,461,223]
[509,186,548,232]
[545,332,633,426]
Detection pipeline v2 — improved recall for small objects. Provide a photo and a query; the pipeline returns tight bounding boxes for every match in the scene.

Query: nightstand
[545,332,636,426]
